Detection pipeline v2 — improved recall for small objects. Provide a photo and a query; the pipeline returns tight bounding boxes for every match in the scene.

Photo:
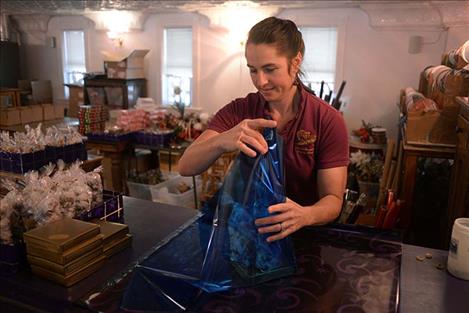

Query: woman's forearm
[178,130,225,176]
[304,194,343,226]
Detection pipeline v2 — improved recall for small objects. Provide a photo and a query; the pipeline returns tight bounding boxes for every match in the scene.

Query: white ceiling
[0,0,417,15]
[1,1,468,31]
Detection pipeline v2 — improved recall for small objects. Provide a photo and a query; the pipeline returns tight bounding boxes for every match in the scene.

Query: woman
[179,17,349,242]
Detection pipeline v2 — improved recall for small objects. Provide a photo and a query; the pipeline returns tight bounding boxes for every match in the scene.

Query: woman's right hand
[217,118,277,157]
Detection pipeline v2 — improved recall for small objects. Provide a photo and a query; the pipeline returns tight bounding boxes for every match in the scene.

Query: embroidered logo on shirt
[295,130,316,154]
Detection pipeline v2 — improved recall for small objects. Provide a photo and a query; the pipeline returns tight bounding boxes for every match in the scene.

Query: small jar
[371,127,387,144]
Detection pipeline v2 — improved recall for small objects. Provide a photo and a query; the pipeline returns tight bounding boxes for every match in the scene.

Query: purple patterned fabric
[190,227,400,313]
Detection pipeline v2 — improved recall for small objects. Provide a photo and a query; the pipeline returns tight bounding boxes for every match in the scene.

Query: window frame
[155,13,201,109]
[278,10,346,94]
[162,27,194,107]
[61,29,87,90]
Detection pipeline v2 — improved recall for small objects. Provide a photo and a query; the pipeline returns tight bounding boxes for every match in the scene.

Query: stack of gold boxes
[97,220,132,258]
[24,218,132,287]
[24,218,105,287]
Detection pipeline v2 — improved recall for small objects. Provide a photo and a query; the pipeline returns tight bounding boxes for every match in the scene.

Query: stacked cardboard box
[42,103,55,121]
[104,50,149,79]
[0,104,66,126]
[78,105,107,135]
[0,107,20,126]
[24,218,105,287]
[67,85,84,118]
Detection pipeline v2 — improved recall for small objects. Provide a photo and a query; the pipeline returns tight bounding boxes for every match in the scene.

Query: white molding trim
[359,1,469,30]
[12,14,51,45]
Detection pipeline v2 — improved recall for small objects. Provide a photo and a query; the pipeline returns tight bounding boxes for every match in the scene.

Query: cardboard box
[406,105,459,145]
[0,107,21,126]
[106,67,144,79]
[29,105,43,122]
[19,106,34,124]
[42,103,55,120]
[67,85,84,117]
[104,50,149,79]
[55,104,65,119]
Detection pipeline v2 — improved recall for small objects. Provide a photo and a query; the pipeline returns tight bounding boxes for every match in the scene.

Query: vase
[357,180,380,210]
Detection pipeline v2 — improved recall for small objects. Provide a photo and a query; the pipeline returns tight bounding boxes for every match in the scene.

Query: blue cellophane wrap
[121,128,296,312]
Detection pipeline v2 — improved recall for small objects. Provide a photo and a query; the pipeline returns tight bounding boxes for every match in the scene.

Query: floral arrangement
[149,111,211,143]
[352,120,376,143]
[349,151,384,183]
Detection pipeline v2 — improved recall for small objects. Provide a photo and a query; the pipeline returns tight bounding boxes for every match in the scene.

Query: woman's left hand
[255,198,311,242]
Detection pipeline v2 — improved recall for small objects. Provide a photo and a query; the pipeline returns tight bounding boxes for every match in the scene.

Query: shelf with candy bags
[0,124,46,174]
[0,161,123,275]
[1,125,87,174]
[84,109,150,143]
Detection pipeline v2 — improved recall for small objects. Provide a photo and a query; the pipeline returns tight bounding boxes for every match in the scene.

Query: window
[62,30,86,96]
[162,28,192,106]
[299,27,337,97]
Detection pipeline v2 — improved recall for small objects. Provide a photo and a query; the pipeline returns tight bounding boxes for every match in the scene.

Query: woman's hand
[218,118,277,157]
[255,198,312,242]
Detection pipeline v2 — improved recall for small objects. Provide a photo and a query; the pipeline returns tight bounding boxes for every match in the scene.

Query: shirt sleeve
[207,100,243,133]
[316,109,349,169]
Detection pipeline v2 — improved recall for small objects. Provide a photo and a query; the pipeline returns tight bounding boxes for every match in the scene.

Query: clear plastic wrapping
[0,161,103,244]
[122,127,296,311]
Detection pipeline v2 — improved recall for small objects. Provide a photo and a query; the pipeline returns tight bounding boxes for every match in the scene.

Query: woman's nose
[257,71,268,87]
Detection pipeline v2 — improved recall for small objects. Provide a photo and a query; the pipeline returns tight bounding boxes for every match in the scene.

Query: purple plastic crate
[0,151,6,171]
[33,150,46,168]
[86,132,135,143]
[45,146,57,163]
[77,190,124,223]
[136,131,175,147]
[0,243,27,276]
[1,150,46,174]
[45,143,87,164]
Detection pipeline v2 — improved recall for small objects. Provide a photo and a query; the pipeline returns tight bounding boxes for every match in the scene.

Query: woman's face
[245,43,298,103]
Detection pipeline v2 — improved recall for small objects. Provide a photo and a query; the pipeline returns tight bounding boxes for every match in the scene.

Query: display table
[85,139,132,193]
[349,138,387,154]
[0,197,199,312]
[1,197,468,312]
[400,244,469,313]
[134,141,189,172]
[86,139,189,193]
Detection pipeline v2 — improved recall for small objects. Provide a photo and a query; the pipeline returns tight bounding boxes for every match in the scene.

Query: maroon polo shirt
[207,86,349,206]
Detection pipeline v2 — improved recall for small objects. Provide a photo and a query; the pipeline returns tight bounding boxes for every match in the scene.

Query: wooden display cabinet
[83,75,146,109]
[447,97,469,241]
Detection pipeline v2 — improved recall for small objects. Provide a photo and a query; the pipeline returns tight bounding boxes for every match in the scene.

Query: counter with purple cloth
[1,197,468,313]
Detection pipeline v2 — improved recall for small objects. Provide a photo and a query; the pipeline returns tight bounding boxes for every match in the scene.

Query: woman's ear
[291,52,303,74]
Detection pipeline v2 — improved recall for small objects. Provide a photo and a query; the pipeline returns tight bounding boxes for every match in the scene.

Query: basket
[77,190,124,223]
[135,130,175,147]
[85,132,136,143]
[150,175,202,209]
[0,150,46,174]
